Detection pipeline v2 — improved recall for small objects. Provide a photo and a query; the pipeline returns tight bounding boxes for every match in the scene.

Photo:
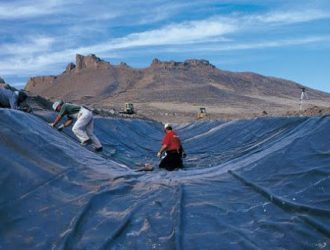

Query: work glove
[182,152,187,158]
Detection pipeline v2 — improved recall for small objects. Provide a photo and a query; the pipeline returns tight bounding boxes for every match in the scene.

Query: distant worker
[49,100,103,152]
[157,123,186,171]
[0,87,28,111]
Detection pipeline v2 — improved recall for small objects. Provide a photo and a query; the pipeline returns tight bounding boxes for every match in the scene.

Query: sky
[1,0,330,93]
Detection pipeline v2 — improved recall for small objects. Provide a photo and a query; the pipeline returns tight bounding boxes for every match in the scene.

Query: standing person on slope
[49,100,103,152]
[157,123,185,171]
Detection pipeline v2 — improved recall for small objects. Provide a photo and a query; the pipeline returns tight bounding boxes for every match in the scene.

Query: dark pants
[159,150,183,171]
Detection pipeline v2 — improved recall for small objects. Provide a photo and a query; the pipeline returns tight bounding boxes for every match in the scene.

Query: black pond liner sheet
[0,109,329,249]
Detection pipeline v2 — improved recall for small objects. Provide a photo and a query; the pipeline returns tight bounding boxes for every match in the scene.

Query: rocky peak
[119,62,130,68]
[184,59,215,68]
[151,58,180,68]
[75,54,110,71]
[151,58,162,66]
[150,58,215,69]
[64,62,76,73]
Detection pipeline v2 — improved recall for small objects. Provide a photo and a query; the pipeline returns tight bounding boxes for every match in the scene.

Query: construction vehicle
[124,103,134,114]
[197,107,207,119]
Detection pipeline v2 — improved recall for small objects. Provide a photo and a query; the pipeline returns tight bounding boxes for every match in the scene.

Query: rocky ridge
[24,54,330,122]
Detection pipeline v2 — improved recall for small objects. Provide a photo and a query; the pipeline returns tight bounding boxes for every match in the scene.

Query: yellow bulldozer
[197,107,207,119]
[124,103,134,114]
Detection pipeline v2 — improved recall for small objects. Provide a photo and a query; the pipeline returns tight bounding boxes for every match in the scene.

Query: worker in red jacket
[157,123,185,171]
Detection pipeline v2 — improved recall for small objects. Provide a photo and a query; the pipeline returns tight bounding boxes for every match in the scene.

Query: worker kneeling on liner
[157,123,186,171]
[49,100,103,152]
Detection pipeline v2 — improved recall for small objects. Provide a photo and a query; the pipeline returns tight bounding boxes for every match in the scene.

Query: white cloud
[252,9,330,24]
[112,17,237,47]
[0,36,55,56]
[47,16,236,56]
[0,0,174,23]
[183,36,330,52]
[0,0,68,19]
[78,9,330,51]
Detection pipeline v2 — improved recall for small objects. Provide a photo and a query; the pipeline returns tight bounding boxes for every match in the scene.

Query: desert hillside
[24,54,330,122]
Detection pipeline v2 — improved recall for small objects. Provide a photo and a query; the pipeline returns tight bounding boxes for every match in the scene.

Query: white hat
[52,100,63,111]
[164,123,172,129]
